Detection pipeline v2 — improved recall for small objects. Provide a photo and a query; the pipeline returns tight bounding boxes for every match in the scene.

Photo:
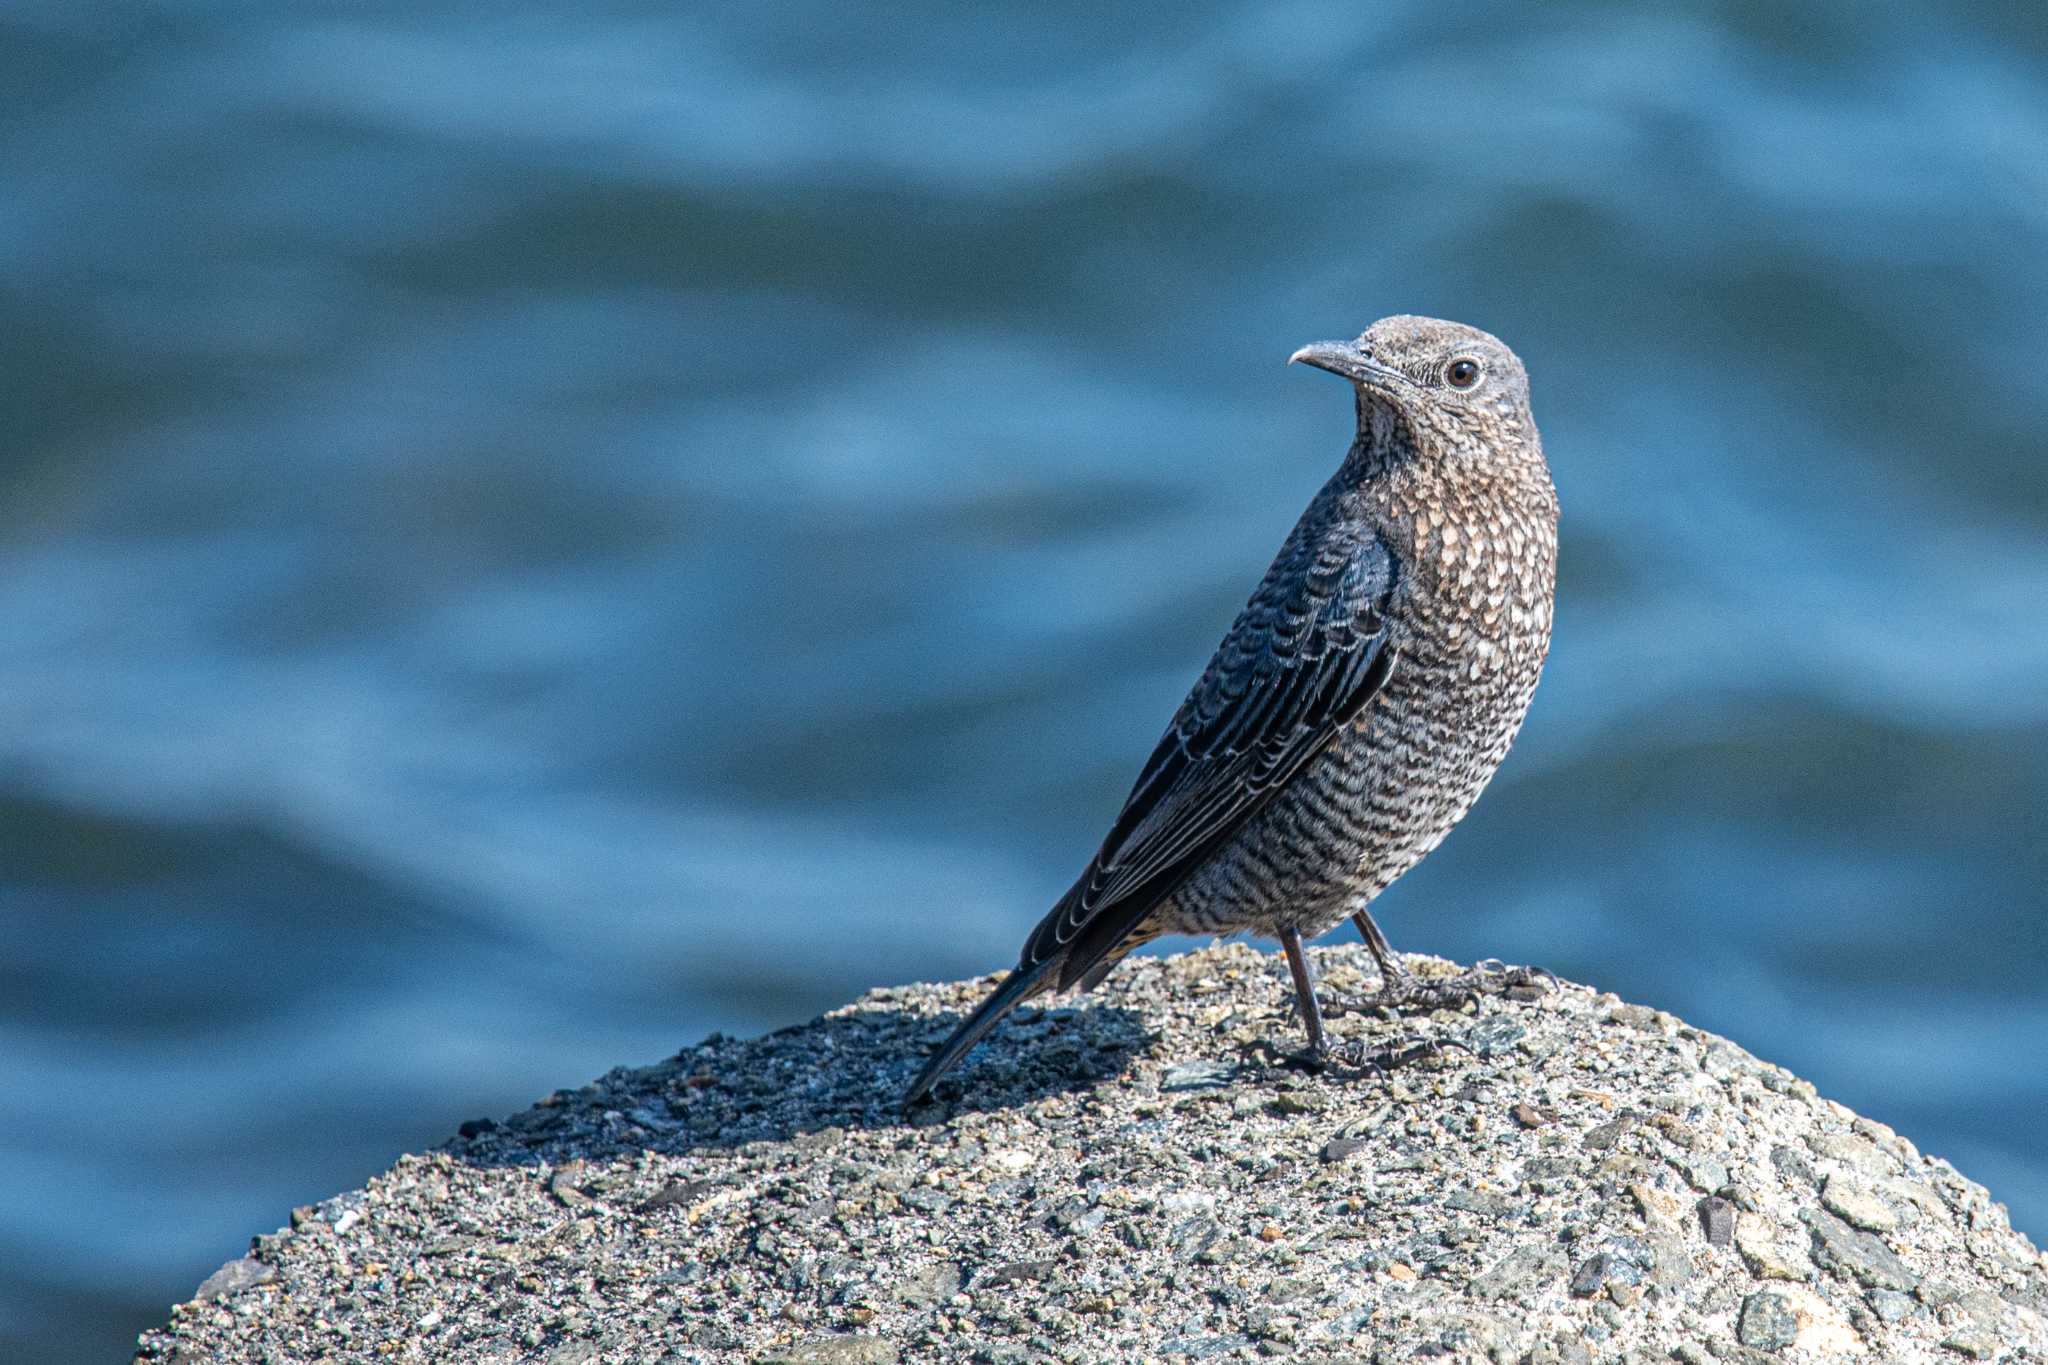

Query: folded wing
[1029,525,1401,988]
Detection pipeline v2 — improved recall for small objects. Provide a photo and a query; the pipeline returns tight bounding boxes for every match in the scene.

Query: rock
[755,1337,899,1365]
[1468,1246,1563,1304]
[982,1147,1034,1175]
[1319,1136,1370,1163]
[129,945,2048,1365]
[1581,1114,1635,1150]
[1801,1208,1918,1291]
[1771,1144,1820,1187]
[893,1261,962,1307]
[1735,1285,1862,1356]
[635,1176,716,1213]
[1161,1060,1237,1092]
[1941,1333,1998,1360]
[1463,1017,1525,1056]
[1697,1195,1735,1247]
[1734,1217,1815,1282]
[1676,1155,1729,1193]
[547,1160,593,1209]
[192,1256,275,1301]
[1569,1237,1652,1297]
[1821,1173,1899,1232]
[1738,1290,1801,1350]
[1446,1185,1523,1219]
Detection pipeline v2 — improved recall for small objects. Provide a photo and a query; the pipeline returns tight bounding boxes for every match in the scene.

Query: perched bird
[904,315,1558,1105]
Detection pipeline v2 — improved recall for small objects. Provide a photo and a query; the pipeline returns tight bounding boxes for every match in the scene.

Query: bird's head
[1289,315,1534,458]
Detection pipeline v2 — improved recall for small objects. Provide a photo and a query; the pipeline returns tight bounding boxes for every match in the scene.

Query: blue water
[3,3,2046,1359]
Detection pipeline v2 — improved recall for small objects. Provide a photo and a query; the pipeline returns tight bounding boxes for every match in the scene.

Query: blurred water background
[4,2,2047,1359]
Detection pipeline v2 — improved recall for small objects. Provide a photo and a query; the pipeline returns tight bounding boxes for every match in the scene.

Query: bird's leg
[1273,928,1451,1079]
[1278,926,1330,1061]
[1319,908,1552,1016]
[1352,907,1421,1000]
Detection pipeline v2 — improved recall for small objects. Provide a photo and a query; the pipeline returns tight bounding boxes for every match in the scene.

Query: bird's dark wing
[1025,522,1400,989]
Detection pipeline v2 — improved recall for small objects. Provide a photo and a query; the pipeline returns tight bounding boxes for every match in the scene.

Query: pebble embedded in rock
[1697,1196,1735,1248]
[1733,1218,1814,1283]
[1161,1060,1238,1092]
[1320,1136,1370,1163]
[754,1336,900,1365]
[548,1161,593,1209]
[981,1258,1056,1286]
[1581,1115,1635,1151]
[635,1176,716,1213]
[1607,1004,1662,1031]
[1801,1208,1918,1291]
[893,1261,963,1308]
[1821,1174,1899,1232]
[193,1256,276,1301]
[1771,1144,1820,1188]
[1469,1247,1563,1305]
[984,1147,1035,1174]
[1738,1290,1801,1350]
[1464,1018,1526,1057]
[1569,1240,1650,1298]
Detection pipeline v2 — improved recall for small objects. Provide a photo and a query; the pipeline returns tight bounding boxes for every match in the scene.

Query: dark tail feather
[901,956,1059,1107]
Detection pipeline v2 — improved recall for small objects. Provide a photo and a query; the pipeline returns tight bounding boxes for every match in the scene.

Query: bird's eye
[1446,358,1482,389]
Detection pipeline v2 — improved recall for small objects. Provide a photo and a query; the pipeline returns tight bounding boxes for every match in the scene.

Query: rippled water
[4,3,2046,1359]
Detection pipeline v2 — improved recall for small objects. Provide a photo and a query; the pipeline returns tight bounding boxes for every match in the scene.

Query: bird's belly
[1161,613,1549,942]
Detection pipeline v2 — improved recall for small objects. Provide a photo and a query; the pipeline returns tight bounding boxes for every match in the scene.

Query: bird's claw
[1259,1033,1470,1079]
[1328,959,1553,1018]
[1279,1045,1330,1075]
[1322,1034,1471,1076]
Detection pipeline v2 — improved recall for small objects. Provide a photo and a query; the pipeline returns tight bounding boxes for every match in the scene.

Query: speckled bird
[904,315,1558,1105]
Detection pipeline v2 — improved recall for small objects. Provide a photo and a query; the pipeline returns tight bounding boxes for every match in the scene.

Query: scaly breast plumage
[1160,546,1553,941]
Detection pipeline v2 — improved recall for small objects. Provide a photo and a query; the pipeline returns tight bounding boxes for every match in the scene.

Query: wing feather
[1024,523,1401,987]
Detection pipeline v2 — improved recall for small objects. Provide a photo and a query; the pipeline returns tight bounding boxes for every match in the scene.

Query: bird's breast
[1396,487,1556,683]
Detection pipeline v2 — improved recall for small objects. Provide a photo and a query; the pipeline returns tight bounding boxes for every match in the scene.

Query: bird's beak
[1288,341,1411,393]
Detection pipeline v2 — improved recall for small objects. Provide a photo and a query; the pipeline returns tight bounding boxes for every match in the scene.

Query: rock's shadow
[445,1000,1154,1172]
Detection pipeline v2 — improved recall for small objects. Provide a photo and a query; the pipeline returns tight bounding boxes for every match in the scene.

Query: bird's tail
[901,956,1060,1107]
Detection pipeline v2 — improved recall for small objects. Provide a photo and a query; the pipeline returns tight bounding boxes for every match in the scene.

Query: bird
[903,315,1558,1106]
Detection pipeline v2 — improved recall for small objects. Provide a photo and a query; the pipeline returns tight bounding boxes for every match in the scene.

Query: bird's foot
[1325,958,1554,1019]
[1335,1033,1473,1075]
[1282,1034,1471,1077]
[1264,1033,1470,1079]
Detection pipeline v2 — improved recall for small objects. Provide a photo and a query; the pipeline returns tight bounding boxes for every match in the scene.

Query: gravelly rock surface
[136,944,2048,1364]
